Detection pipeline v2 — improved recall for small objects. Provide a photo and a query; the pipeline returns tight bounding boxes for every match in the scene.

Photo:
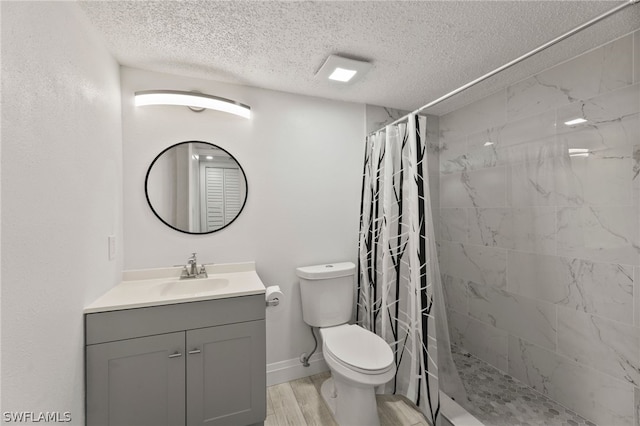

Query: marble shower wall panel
[635,144,640,207]
[437,29,640,424]
[440,167,507,208]
[439,241,507,289]
[557,308,640,386]
[468,282,557,350]
[497,110,557,148]
[507,251,634,324]
[441,274,468,314]
[635,386,639,426]
[426,114,441,221]
[556,84,639,132]
[439,208,467,242]
[508,337,636,426]
[448,309,508,371]
[556,85,640,206]
[365,105,410,134]
[557,113,640,161]
[556,205,640,266]
[465,128,501,171]
[506,34,633,122]
[439,90,506,144]
[636,267,640,328]
[506,151,568,207]
[467,207,556,254]
[439,108,555,176]
[635,31,640,84]
[440,135,469,175]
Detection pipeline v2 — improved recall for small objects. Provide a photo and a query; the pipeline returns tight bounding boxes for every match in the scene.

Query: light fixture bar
[134,90,251,119]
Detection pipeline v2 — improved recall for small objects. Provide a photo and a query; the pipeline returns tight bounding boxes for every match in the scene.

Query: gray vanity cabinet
[187,321,265,425]
[85,295,266,426]
[86,332,186,426]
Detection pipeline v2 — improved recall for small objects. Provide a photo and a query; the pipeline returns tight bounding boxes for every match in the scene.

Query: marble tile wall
[365,104,409,134]
[437,30,640,426]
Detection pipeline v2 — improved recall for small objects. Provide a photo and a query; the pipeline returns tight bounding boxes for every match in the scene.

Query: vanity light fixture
[316,55,372,84]
[564,117,588,126]
[134,90,251,119]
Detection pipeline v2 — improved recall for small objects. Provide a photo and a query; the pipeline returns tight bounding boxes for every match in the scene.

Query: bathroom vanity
[84,262,266,426]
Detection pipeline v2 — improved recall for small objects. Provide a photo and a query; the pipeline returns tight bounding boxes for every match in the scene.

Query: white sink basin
[153,278,229,296]
[84,262,267,313]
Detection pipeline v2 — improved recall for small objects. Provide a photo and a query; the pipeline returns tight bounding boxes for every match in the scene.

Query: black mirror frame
[144,140,249,235]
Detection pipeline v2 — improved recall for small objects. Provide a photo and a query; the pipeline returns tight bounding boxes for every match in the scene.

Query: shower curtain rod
[370,0,639,135]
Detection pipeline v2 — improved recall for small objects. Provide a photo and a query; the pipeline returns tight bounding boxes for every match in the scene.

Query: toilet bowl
[296,262,396,426]
[320,324,396,426]
[319,324,396,426]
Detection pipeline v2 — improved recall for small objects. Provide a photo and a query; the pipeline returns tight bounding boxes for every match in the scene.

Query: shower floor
[451,345,596,426]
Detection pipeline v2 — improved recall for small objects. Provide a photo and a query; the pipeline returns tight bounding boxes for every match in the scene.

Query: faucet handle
[198,265,208,278]
[179,265,190,278]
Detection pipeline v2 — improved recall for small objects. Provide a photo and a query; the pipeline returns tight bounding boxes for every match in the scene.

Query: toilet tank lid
[296,262,356,280]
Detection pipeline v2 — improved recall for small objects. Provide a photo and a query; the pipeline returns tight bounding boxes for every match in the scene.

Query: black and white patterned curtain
[357,114,440,424]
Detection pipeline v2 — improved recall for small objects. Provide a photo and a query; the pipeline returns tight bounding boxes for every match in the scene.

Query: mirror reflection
[145,141,248,234]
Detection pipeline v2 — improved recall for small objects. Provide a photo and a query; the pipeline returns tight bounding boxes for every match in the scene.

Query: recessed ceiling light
[206,155,213,160]
[484,141,494,146]
[564,118,588,126]
[316,55,372,84]
[329,67,358,82]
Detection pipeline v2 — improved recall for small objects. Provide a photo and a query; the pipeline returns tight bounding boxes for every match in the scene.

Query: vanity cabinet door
[86,332,186,426]
[186,320,266,426]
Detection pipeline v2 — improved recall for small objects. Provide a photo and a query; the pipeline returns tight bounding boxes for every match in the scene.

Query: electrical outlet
[108,235,116,260]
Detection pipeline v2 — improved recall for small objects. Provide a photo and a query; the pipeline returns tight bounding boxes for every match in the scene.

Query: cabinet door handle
[168,352,183,358]
[188,349,201,355]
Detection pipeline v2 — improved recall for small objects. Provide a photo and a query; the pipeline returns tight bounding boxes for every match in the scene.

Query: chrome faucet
[180,253,208,279]
[188,253,198,276]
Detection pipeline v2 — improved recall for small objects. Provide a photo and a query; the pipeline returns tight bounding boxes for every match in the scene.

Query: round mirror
[145,141,248,234]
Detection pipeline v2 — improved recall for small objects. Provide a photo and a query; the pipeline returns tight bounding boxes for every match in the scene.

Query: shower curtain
[357,114,466,425]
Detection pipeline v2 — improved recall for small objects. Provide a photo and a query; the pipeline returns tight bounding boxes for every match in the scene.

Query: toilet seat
[321,325,394,375]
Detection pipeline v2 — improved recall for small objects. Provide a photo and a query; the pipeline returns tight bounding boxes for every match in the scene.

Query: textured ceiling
[78,1,640,115]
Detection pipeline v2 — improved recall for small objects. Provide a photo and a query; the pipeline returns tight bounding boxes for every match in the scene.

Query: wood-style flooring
[265,372,429,426]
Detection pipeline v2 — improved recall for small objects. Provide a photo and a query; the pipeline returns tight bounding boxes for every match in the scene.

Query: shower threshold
[450,345,597,426]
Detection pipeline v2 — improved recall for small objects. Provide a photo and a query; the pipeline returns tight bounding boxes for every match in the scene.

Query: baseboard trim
[266,352,329,386]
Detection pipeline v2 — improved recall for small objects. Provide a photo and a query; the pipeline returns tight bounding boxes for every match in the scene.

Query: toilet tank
[296,262,356,327]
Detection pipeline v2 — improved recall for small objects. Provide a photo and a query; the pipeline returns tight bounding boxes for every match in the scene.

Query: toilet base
[320,376,380,426]
[320,378,337,416]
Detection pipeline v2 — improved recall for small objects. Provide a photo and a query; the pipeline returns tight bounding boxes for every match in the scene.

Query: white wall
[121,67,365,370]
[0,1,4,409]
[1,2,122,422]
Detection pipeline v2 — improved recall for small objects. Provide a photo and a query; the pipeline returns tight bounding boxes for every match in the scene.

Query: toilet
[296,262,396,426]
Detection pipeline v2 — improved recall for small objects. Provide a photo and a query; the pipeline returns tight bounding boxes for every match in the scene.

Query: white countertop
[84,261,266,314]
